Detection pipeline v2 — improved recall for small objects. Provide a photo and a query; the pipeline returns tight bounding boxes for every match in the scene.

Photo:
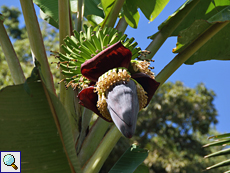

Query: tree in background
[136,81,218,172]
[0,6,29,87]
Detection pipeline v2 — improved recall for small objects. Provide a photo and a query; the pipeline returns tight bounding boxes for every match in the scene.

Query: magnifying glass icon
[3,154,18,170]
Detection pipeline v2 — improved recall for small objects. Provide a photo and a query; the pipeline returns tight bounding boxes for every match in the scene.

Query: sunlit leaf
[40,9,59,28]
[87,15,104,27]
[123,0,169,28]
[123,0,140,28]
[71,0,104,18]
[137,0,170,22]
[34,0,104,28]
[101,0,115,17]
[33,0,58,28]
[148,0,197,40]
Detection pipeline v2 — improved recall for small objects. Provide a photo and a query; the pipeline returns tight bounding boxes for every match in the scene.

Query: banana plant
[0,0,230,172]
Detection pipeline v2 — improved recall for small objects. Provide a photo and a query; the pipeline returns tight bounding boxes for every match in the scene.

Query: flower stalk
[76,0,84,32]
[78,118,111,166]
[58,0,81,137]
[116,17,128,34]
[59,0,71,103]
[82,125,122,173]
[103,0,126,28]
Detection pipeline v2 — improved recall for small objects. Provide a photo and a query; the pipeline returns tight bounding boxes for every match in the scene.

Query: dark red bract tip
[81,41,132,82]
[77,86,113,122]
[132,73,160,106]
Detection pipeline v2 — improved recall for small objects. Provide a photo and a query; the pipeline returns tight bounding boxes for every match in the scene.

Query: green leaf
[204,133,230,172]
[0,81,81,172]
[123,0,140,28]
[172,20,212,53]
[208,133,230,140]
[34,0,104,28]
[203,138,230,148]
[46,87,81,172]
[33,0,59,28]
[101,0,115,17]
[40,9,59,28]
[205,148,230,158]
[136,0,170,22]
[84,0,104,18]
[101,0,168,28]
[71,0,104,18]
[174,5,230,64]
[173,5,230,53]
[100,0,117,27]
[169,0,230,36]
[133,163,149,173]
[148,0,230,64]
[123,0,169,28]
[206,159,230,170]
[87,15,104,27]
[148,0,199,40]
[109,144,148,173]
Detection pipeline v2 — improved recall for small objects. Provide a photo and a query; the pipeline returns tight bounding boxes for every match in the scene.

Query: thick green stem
[59,0,71,103]
[58,0,80,140]
[155,21,229,85]
[82,125,121,173]
[116,17,128,34]
[76,0,84,32]
[20,0,55,93]
[142,0,200,59]
[104,0,125,28]
[78,118,111,166]
[0,17,25,84]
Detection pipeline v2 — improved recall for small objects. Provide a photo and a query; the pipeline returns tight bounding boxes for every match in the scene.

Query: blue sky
[1,1,230,133]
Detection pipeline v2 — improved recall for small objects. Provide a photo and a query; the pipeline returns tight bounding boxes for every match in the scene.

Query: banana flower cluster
[77,41,160,138]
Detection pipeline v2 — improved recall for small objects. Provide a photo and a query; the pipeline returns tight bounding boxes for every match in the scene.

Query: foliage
[0,0,230,172]
[0,6,27,39]
[0,78,81,172]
